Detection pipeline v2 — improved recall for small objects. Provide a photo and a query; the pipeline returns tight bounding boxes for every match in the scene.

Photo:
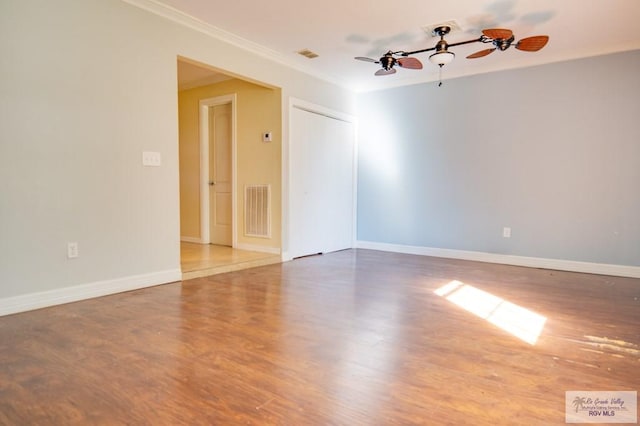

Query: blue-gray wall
[356,50,640,266]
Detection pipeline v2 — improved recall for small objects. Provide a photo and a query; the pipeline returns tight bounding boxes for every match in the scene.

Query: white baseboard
[356,241,640,279]
[0,269,182,317]
[181,236,203,244]
[235,243,281,256]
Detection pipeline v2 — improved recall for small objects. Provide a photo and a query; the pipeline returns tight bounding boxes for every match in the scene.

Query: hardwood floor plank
[1,249,638,425]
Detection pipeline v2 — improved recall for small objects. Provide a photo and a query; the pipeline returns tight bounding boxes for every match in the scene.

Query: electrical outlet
[67,242,79,259]
[502,227,511,238]
[142,151,161,166]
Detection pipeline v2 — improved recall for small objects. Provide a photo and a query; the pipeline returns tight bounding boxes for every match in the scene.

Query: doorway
[198,95,236,247]
[181,94,280,279]
[177,59,283,279]
[206,101,233,246]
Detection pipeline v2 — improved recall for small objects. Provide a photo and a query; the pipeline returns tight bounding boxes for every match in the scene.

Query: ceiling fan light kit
[429,50,455,65]
[428,26,456,66]
[355,23,549,85]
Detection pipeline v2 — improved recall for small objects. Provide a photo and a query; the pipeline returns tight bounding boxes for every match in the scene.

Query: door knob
[209,181,216,186]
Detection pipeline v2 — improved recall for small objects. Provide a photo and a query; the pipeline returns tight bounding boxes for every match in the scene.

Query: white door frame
[282,97,358,261]
[199,94,237,246]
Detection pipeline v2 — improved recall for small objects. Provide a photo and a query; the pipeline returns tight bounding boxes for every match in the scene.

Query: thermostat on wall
[262,132,272,143]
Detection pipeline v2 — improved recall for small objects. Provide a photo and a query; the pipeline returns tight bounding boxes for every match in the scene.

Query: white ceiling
[155,0,640,92]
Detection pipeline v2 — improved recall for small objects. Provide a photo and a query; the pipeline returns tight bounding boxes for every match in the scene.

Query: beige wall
[179,78,282,250]
[1,0,355,311]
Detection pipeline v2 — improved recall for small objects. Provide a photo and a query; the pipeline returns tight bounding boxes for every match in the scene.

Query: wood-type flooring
[1,249,638,425]
[180,242,281,280]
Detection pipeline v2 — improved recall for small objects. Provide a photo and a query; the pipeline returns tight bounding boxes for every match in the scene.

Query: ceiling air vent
[297,49,319,59]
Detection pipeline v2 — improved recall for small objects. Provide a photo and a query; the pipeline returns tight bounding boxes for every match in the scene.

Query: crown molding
[123,0,283,59]
[121,0,352,90]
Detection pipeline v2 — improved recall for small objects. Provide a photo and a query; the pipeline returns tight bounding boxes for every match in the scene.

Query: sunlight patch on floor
[435,280,547,345]
[574,335,640,356]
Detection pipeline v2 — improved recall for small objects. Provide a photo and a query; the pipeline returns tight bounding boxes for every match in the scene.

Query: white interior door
[290,106,355,258]
[209,103,232,246]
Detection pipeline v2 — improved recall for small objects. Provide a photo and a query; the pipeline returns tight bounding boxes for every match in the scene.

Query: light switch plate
[142,151,161,166]
[67,242,78,259]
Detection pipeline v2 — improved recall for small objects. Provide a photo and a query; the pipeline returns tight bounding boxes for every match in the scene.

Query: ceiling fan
[354,51,423,76]
[355,25,549,77]
[467,28,549,59]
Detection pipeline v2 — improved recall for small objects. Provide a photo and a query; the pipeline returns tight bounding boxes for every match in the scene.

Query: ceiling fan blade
[375,68,397,76]
[397,57,423,69]
[466,48,496,59]
[516,35,549,52]
[355,56,379,63]
[482,28,513,40]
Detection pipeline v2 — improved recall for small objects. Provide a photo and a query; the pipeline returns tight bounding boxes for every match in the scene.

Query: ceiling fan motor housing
[495,35,515,51]
[434,39,449,52]
[380,55,396,70]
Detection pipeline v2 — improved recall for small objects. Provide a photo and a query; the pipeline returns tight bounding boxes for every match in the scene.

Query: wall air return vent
[244,184,271,238]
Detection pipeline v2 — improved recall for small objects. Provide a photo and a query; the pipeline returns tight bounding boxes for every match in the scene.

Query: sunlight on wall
[359,110,399,181]
[435,280,547,345]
